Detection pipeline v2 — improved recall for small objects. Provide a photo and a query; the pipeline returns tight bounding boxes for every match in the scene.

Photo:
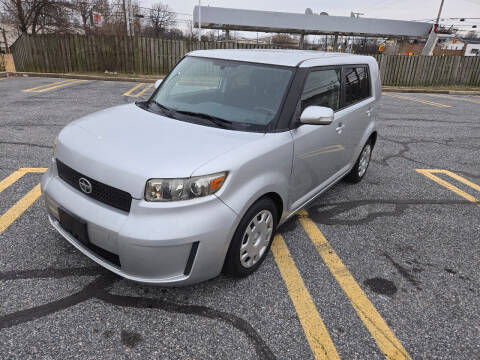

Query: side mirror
[154,79,163,89]
[300,106,334,125]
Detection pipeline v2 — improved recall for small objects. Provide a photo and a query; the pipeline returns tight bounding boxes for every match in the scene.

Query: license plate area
[58,208,89,246]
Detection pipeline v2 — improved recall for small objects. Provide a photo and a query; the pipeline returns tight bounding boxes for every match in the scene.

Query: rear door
[336,65,375,165]
[289,67,349,210]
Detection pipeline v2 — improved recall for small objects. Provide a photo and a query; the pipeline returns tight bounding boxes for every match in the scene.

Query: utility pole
[1,28,8,53]
[421,0,446,55]
[198,0,202,42]
[128,0,134,36]
[122,0,129,36]
[434,0,446,32]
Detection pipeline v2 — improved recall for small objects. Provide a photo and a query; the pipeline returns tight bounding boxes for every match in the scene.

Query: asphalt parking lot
[0,76,479,359]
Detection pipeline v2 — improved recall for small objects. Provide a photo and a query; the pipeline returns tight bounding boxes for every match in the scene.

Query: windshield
[150,56,294,130]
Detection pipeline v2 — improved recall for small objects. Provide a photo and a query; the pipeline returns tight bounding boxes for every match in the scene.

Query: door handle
[335,122,345,134]
[366,108,372,117]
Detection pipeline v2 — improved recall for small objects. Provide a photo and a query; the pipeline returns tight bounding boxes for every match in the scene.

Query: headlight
[145,172,228,202]
[52,136,58,157]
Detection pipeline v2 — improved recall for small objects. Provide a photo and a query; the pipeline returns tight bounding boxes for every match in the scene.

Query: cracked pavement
[0,77,479,359]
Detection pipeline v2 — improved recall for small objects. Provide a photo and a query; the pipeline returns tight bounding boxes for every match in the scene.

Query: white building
[440,39,465,51]
[464,43,480,56]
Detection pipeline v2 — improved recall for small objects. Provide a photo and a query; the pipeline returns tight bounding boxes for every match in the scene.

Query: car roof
[187,49,374,67]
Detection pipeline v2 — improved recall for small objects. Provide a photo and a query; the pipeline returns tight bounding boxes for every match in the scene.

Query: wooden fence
[373,54,480,87]
[11,35,480,87]
[11,34,279,76]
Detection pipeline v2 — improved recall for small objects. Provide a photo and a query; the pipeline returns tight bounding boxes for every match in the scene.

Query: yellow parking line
[423,93,480,105]
[384,94,451,108]
[133,83,154,98]
[416,169,479,204]
[123,83,145,97]
[271,234,340,360]
[0,184,42,235]
[298,210,412,360]
[0,170,28,194]
[22,79,76,92]
[29,79,87,93]
[0,168,46,194]
[19,168,48,173]
[444,170,480,193]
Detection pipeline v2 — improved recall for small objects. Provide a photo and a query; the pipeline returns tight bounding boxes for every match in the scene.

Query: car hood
[55,103,264,199]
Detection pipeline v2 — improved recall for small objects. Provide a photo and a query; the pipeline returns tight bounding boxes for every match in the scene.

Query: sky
[144,0,480,36]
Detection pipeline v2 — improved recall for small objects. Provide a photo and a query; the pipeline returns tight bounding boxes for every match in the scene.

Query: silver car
[41,50,380,285]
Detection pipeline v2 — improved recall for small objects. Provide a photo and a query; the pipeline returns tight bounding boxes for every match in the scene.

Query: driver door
[289,67,349,210]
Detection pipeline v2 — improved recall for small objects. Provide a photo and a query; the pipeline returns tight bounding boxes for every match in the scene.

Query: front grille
[56,160,132,212]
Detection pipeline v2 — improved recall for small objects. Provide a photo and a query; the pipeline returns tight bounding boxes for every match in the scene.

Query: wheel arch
[258,192,284,222]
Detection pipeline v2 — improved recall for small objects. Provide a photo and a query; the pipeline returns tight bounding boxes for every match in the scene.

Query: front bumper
[41,160,239,286]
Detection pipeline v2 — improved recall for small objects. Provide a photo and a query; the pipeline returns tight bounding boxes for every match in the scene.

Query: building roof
[193,6,432,38]
[460,38,480,44]
[187,49,374,67]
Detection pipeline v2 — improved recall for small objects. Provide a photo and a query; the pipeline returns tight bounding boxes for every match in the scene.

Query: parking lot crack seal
[373,135,479,168]
[309,199,474,225]
[0,274,116,330]
[96,291,276,359]
[383,253,422,291]
[0,268,276,359]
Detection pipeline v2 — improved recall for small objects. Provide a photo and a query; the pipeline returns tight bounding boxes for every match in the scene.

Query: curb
[2,72,163,83]
[2,72,480,95]
[382,87,480,96]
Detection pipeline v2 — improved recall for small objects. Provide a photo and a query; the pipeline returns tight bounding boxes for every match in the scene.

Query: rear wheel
[223,198,277,277]
[345,140,373,183]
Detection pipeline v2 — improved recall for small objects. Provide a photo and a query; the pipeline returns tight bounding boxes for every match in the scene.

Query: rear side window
[344,67,370,106]
[301,69,341,112]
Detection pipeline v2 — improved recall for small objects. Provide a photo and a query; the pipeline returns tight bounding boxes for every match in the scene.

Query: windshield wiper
[148,100,174,114]
[173,110,233,129]
[144,99,181,119]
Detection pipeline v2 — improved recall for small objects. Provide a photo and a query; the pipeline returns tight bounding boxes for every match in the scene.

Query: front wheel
[345,140,373,183]
[223,198,278,277]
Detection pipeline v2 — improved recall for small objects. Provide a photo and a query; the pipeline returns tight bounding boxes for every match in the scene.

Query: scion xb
[41,50,380,285]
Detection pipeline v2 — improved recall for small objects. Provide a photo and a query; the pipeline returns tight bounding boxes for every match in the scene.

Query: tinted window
[344,67,370,106]
[301,69,341,112]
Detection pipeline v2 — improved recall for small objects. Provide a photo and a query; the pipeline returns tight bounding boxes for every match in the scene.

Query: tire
[345,140,373,183]
[223,197,278,277]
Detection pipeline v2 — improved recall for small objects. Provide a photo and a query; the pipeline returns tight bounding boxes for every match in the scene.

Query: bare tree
[271,34,296,47]
[146,2,175,37]
[0,0,73,34]
[34,1,73,34]
[72,0,100,33]
[0,0,44,33]
[183,19,198,41]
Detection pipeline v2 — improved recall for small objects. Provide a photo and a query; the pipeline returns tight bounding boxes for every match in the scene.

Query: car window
[169,59,223,96]
[344,67,370,106]
[301,69,341,112]
[153,57,294,128]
